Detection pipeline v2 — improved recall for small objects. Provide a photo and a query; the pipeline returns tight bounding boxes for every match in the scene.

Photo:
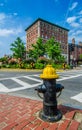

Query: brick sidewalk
[0,94,82,130]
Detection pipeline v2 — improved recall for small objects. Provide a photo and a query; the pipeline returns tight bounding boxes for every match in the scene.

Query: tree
[10,37,26,60]
[45,37,62,62]
[28,37,63,63]
[28,37,45,61]
[79,54,82,60]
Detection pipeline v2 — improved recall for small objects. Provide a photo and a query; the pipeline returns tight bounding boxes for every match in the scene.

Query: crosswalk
[0,74,42,93]
[0,70,82,93]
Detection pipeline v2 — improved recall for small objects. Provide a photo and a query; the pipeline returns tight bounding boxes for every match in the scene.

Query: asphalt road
[0,69,82,109]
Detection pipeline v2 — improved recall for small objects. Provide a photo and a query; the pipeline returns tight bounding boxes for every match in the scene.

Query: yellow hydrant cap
[40,65,59,79]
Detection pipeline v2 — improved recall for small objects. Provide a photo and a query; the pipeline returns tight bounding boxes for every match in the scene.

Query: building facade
[68,38,82,65]
[70,41,82,61]
[25,18,69,58]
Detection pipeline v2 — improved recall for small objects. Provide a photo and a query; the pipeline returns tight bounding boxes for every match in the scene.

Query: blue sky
[0,0,82,57]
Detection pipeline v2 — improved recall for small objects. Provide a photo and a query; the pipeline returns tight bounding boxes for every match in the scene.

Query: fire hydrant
[35,65,64,122]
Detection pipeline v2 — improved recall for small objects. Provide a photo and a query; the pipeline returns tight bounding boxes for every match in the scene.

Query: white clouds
[70,22,80,27]
[66,10,82,27]
[66,16,80,27]
[69,34,82,43]
[21,36,26,42]
[67,5,82,42]
[69,2,78,11]
[0,12,23,37]
[0,12,19,25]
[0,29,14,36]
[79,18,82,23]
[68,28,82,43]
[0,13,7,26]
[79,10,82,15]
[0,13,11,25]
[0,28,22,37]
[66,16,76,23]
[0,13,6,21]
[64,1,78,26]
[76,30,82,35]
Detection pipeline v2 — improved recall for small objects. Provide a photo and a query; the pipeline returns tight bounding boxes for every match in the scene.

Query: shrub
[8,58,17,65]
[2,64,7,68]
[52,63,63,69]
[5,65,11,68]
[18,62,25,69]
[23,59,35,64]
[35,63,44,69]
[0,57,8,64]
[25,64,32,69]
[37,57,48,64]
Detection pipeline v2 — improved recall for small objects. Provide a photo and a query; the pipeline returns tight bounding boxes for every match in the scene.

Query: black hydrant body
[35,65,64,122]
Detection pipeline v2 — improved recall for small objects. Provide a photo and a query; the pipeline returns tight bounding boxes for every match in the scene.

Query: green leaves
[28,37,63,63]
[45,37,61,61]
[10,37,26,59]
[28,37,45,61]
[79,54,82,59]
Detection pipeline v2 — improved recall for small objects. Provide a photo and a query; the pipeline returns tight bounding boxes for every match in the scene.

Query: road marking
[0,81,42,93]
[0,77,42,93]
[0,74,40,81]
[33,74,40,77]
[5,82,42,92]
[57,74,82,81]
[11,78,32,87]
[23,76,42,82]
[71,93,82,103]
[0,83,9,91]
[0,73,82,93]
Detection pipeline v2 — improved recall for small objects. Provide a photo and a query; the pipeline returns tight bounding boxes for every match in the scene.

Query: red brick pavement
[0,94,82,130]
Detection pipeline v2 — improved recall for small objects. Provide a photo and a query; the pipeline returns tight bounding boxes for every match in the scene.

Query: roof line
[25,18,69,31]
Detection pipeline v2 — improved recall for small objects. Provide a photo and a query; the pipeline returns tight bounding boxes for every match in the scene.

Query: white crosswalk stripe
[23,76,42,82]
[71,93,82,103]
[0,83,9,91]
[0,71,82,93]
[57,74,82,81]
[11,77,32,87]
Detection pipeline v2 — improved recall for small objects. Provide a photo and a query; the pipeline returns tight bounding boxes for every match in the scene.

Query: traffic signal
[69,44,75,51]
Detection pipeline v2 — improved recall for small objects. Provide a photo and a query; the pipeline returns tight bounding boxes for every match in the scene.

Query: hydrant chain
[56,91,62,98]
[37,91,43,99]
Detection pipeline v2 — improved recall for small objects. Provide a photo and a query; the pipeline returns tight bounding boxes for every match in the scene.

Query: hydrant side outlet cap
[40,65,59,79]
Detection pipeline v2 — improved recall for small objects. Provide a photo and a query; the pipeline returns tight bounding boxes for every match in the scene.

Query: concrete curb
[0,68,64,72]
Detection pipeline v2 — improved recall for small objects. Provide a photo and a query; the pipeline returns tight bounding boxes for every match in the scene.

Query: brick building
[73,44,82,61]
[25,18,69,59]
[69,39,82,62]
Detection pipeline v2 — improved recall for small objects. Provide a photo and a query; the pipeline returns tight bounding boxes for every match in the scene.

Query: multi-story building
[25,18,69,59]
[68,38,82,65]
